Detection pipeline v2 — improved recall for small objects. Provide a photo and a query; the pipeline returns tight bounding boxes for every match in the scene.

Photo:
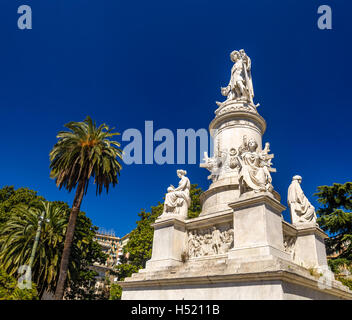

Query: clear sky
[0,0,351,236]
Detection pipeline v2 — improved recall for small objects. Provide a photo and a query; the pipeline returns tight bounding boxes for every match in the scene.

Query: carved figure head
[248,138,258,152]
[177,169,187,178]
[292,175,302,184]
[239,49,246,57]
[229,148,237,156]
[230,50,240,63]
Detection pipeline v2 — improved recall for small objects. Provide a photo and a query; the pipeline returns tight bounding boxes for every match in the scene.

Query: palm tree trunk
[54,179,86,300]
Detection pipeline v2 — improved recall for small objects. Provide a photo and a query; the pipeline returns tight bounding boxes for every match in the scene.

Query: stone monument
[119,50,352,300]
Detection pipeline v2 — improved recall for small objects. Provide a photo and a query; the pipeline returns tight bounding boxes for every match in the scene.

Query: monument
[119,50,352,300]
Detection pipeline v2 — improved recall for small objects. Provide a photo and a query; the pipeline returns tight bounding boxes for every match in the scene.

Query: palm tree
[0,201,67,296]
[49,116,122,300]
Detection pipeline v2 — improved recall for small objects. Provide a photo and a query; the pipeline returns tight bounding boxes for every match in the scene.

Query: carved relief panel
[187,223,234,258]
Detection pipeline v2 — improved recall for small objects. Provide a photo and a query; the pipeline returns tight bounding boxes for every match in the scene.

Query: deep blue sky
[0,1,351,236]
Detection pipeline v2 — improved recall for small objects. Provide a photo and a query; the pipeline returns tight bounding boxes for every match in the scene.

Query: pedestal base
[228,192,290,261]
[120,256,352,300]
[121,189,348,300]
[293,222,329,268]
[145,216,187,270]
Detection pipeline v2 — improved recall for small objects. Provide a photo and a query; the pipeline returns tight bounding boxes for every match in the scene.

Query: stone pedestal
[228,192,290,261]
[145,216,186,270]
[121,254,352,300]
[120,195,352,300]
[293,223,329,268]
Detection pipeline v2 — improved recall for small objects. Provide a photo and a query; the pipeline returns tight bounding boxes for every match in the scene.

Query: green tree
[64,217,108,300]
[188,184,203,219]
[0,187,108,299]
[109,283,122,300]
[0,202,66,296]
[0,186,44,226]
[112,184,203,299]
[49,116,122,299]
[315,182,352,276]
[0,267,38,300]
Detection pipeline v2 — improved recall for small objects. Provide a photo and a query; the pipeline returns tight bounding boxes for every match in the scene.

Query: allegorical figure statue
[220,49,254,105]
[161,169,191,218]
[237,136,275,194]
[287,175,317,224]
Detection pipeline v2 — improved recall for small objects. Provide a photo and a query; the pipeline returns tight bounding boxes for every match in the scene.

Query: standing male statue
[287,175,317,224]
[220,49,254,104]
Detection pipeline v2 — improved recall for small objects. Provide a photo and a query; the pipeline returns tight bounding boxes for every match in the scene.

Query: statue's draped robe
[228,56,254,102]
[239,151,271,191]
[230,59,245,88]
[287,180,316,223]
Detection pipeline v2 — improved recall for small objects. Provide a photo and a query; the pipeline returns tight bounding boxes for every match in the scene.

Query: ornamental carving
[283,234,297,258]
[187,225,234,258]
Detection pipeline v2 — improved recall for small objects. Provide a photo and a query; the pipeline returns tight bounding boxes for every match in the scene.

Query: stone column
[145,216,187,270]
[293,223,329,268]
[200,108,267,216]
[228,192,291,261]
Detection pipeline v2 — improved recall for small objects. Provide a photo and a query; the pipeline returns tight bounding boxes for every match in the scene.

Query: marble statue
[237,136,275,194]
[288,175,317,224]
[217,49,256,106]
[200,151,222,181]
[201,146,239,182]
[161,169,191,218]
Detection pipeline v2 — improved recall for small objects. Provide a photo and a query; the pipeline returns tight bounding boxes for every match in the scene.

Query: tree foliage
[0,267,38,300]
[0,202,67,296]
[64,214,108,300]
[187,184,203,219]
[109,283,122,300]
[0,186,44,226]
[0,186,107,299]
[315,182,352,274]
[49,116,123,195]
[111,184,203,299]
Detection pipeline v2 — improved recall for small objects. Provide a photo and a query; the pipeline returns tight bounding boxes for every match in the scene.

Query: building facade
[92,230,130,291]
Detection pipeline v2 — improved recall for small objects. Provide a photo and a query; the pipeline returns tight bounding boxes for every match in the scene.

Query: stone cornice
[295,223,329,239]
[209,110,267,135]
[119,269,352,299]
[228,192,286,213]
[152,216,186,230]
[186,210,233,229]
[282,220,329,239]
[199,183,238,203]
